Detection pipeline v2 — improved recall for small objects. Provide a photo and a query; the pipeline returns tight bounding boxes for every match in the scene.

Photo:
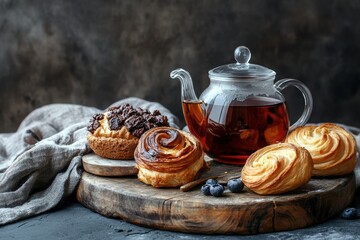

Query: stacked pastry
[87,104,206,188]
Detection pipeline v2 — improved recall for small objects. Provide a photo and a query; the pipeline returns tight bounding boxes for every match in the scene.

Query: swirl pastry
[134,126,206,188]
[285,123,357,176]
[87,104,169,159]
[241,143,313,195]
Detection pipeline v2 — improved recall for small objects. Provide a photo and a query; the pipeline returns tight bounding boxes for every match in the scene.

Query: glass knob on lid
[234,46,251,67]
[209,46,276,80]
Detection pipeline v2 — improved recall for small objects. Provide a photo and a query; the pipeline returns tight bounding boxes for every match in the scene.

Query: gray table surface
[1,193,360,240]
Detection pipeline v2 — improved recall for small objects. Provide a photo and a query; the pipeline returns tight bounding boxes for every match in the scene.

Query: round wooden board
[76,160,356,235]
[82,153,138,177]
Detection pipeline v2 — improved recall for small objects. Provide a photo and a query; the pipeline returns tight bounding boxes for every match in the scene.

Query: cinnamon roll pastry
[285,123,357,176]
[134,126,206,188]
[241,143,313,195]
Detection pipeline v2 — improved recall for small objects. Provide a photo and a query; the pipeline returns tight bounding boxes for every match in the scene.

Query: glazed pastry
[87,104,169,159]
[285,123,357,176]
[134,126,206,188]
[241,143,313,195]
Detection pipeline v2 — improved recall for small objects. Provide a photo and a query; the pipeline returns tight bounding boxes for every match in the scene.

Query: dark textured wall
[1,0,359,132]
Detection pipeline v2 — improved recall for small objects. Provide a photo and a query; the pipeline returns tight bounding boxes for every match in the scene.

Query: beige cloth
[0,97,179,225]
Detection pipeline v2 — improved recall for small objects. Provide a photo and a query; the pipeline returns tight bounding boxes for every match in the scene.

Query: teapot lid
[208,46,276,80]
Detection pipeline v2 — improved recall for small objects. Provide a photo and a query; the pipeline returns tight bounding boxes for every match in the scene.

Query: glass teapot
[170,46,313,165]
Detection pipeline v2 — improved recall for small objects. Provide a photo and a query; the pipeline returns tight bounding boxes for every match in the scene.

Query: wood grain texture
[82,153,138,177]
[76,160,356,234]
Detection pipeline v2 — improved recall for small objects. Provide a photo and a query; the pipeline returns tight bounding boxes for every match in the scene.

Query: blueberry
[201,184,211,195]
[206,179,218,186]
[210,184,225,197]
[341,208,358,220]
[227,178,244,193]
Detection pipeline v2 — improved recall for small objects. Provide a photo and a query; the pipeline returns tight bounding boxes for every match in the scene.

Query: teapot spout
[171,68,207,144]
[170,68,198,102]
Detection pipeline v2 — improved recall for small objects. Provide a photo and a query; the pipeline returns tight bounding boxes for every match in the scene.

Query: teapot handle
[274,79,313,132]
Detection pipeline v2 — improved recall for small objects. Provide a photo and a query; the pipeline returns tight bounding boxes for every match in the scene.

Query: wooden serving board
[76,155,356,235]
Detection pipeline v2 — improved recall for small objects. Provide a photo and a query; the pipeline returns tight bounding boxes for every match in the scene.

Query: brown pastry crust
[87,117,139,159]
[285,123,357,176]
[241,143,313,195]
[134,126,206,188]
[87,104,169,160]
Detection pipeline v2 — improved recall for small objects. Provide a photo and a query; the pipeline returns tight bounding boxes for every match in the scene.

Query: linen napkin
[0,97,179,225]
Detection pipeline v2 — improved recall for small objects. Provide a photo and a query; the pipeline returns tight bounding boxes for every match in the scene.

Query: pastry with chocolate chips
[87,104,169,159]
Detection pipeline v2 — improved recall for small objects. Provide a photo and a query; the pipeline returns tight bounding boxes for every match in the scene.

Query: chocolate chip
[87,113,104,133]
[132,128,145,137]
[87,119,100,133]
[93,113,104,120]
[144,122,156,130]
[155,115,168,126]
[145,114,156,123]
[88,104,169,137]
[109,117,121,130]
[153,110,160,116]
[125,115,144,131]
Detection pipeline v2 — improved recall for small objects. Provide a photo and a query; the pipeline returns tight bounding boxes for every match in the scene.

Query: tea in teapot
[171,46,313,165]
